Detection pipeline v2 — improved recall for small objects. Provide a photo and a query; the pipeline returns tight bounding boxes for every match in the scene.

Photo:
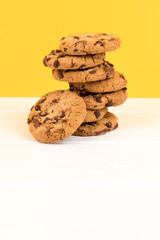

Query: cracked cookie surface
[27,90,86,143]
[52,61,114,83]
[71,88,128,109]
[74,112,118,136]
[43,49,105,70]
[60,33,121,55]
[69,71,127,93]
[84,107,108,123]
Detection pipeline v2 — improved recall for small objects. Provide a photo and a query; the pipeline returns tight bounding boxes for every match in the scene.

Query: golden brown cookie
[69,71,127,93]
[74,112,118,136]
[71,88,127,109]
[60,33,121,55]
[52,61,114,83]
[43,49,105,70]
[84,107,108,123]
[27,90,86,143]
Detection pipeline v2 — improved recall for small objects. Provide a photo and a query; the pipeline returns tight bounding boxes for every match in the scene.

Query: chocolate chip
[61,37,65,40]
[103,63,114,75]
[39,112,47,117]
[108,38,116,42]
[71,62,75,68]
[33,119,41,128]
[96,95,102,103]
[105,61,114,67]
[74,36,80,40]
[64,48,68,52]
[50,50,55,55]
[103,65,109,72]
[113,123,118,130]
[94,40,103,46]
[58,53,65,58]
[60,111,65,118]
[87,35,92,38]
[55,49,61,53]
[47,128,53,135]
[89,70,96,74]
[35,105,41,111]
[53,117,58,122]
[59,129,65,134]
[119,74,124,79]
[54,60,60,68]
[27,118,31,124]
[69,84,74,90]
[122,87,127,91]
[46,57,51,62]
[95,129,108,135]
[61,90,64,93]
[39,98,46,104]
[52,99,58,103]
[57,70,64,79]
[79,64,86,69]
[46,58,51,62]
[106,122,112,128]
[73,49,78,52]
[94,110,101,119]
[43,117,50,123]
[105,100,113,107]
[78,91,86,97]
[43,56,47,66]
[102,33,107,35]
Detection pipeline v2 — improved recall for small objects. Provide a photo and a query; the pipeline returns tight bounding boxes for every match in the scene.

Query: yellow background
[0,0,160,97]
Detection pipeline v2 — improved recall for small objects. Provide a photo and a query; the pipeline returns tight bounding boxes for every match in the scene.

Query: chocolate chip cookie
[27,90,86,143]
[70,71,127,93]
[84,107,108,123]
[52,61,114,83]
[60,33,121,55]
[74,112,118,136]
[71,88,127,109]
[43,49,105,70]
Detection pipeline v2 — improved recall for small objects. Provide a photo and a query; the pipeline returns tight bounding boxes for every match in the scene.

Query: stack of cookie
[43,33,127,137]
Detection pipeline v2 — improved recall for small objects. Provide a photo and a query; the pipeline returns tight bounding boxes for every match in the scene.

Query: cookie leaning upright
[59,33,121,55]
[27,90,86,143]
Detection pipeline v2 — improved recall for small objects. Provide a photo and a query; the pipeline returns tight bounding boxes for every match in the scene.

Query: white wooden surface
[0,97,160,240]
